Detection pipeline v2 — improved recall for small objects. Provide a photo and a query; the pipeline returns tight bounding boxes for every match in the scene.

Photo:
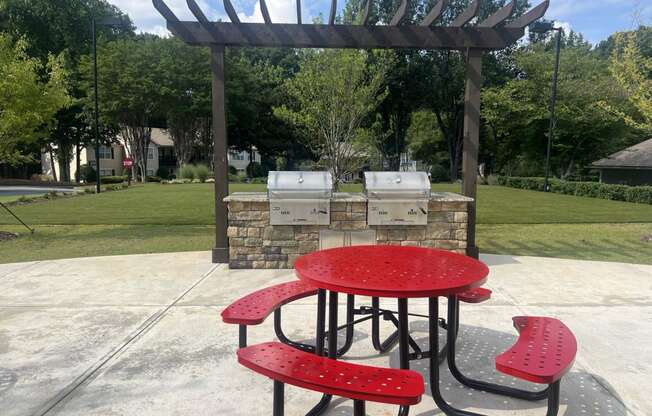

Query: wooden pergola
[153,0,550,263]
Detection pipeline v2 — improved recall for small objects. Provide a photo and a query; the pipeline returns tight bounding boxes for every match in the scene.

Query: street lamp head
[97,16,124,27]
[529,21,555,33]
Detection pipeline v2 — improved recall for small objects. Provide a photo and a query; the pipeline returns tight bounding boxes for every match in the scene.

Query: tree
[610,29,652,134]
[82,36,166,182]
[274,49,388,188]
[1,0,133,178]
[406,109,447,178]
[483,40,633,178]
[157,38,211,168]
[0,35,70,165]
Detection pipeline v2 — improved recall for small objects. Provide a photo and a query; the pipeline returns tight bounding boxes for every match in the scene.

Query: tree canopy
[0,35,70,165]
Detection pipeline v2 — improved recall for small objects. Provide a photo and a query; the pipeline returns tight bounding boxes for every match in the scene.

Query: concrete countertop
[224,191,473,202]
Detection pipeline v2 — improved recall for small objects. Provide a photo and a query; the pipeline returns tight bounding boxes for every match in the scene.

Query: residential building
[42,128,262,182]
[41,143,125,181]
[228,148,261,173]
[592,138,652,186]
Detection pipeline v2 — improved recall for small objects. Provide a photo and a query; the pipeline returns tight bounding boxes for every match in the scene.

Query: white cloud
[238,0,299,23]
[546,0,637,20]
[107,0,225,35]
[555,21,571,34]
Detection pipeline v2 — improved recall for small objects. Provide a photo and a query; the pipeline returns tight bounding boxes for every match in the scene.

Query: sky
[108,0,652,46]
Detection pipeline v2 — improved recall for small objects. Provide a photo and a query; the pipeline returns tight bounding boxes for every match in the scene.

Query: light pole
[92,16,123,194]
[530,21,562,192]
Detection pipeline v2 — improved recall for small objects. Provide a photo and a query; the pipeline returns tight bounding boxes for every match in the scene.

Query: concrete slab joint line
[30,263,222,416]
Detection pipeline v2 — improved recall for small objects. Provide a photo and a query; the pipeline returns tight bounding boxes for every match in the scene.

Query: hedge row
[495,176,652,205]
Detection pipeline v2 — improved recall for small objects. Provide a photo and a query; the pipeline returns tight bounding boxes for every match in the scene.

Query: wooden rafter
[152,0,550,50]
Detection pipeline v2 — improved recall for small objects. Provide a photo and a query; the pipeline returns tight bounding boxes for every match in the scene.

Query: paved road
[0,186,76,197]
[0,252,648,416]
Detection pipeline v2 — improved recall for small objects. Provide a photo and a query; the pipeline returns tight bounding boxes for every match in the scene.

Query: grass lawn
[1,183,651,264]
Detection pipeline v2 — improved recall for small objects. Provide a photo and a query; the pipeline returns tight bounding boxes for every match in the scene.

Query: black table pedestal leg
[546,381,561,416]
[273,380,284,416]
[307,289,332,416]
[397,298,411,416]
[353,400,366,416]
[446,296,549,401]
[429,297,486,416]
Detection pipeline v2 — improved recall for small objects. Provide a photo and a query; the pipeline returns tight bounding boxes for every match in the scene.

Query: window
[230,151,245,161]
[100,169,112,177]
[147,147,155,160]
[147,169,154,176]
[99,146,113,159]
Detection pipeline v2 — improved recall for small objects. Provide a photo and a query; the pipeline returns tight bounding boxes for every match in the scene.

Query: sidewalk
[0,251,649,415]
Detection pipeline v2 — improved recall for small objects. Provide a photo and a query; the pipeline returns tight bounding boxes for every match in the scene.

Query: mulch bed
[0,231,18,242]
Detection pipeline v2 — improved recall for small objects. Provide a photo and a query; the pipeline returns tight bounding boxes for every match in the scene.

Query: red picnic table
[226,245,576,416]
[294,245,557,416]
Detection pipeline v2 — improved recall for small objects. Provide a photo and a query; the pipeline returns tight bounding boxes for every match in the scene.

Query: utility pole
[530,22,562,192]
[92,17,101,194]
[544,28,562,192]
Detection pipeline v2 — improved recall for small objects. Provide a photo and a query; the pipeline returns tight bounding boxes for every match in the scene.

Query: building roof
[592,138,652,169]
[150,128,174,147]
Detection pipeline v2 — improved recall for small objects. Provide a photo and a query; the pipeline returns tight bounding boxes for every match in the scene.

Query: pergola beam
[167,22,525,50]
[420,0,447,27]
[451,0,479,27]
[390,0,410,26]
[478,0,515,28]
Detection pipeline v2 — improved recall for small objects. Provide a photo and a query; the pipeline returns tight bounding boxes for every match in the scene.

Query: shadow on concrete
[388,321,628,416]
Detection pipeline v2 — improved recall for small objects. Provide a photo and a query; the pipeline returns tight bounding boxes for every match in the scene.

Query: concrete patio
[0,251,650,416]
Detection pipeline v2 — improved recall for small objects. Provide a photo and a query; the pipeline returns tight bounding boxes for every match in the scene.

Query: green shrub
[146,175,161,183]
[430,164,449,183]
[246,162,268,178]
[178,164,195,180]
[80,164,97,183]
[156,167,171,180]
[228,166,238,175]
[229,173,243,182]
[496,176,652,205]
[193,164,211,183]
[249,177,268,184]
[103,185,118,192]
[100,176,128,184]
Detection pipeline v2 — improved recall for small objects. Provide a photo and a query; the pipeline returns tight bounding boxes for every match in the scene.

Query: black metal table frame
[306,289,550,416]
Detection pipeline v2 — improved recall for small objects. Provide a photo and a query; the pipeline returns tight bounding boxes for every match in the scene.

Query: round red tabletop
[294,246,489,298]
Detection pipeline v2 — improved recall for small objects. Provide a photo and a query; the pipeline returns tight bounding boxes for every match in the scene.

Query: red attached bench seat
[238,342,424,415]
[496,316,577,415]
[458,287,492,303]
[221,281,318,325]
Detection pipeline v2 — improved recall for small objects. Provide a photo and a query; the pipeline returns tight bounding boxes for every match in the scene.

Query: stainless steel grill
[267,171,332,225]
[364,171,430,225]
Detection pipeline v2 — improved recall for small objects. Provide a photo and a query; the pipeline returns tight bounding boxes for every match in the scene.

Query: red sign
[122,158,134,168]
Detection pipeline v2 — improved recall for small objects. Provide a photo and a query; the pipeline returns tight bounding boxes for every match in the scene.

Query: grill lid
[364,171,431,199]
[267,171,333,199]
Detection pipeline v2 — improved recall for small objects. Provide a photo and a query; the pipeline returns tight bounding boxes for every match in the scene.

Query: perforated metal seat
[238,342,424,414]
[496,316,577,384]
[495,316,577,416]
[458,287,492,303]
[221,281,318,325]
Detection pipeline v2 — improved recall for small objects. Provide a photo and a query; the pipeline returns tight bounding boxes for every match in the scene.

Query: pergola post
[462,48,483,259]
[212,45,229,263]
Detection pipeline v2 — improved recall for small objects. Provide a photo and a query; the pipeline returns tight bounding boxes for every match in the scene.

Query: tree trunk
[75,143,81,183]
[48,145,58,182]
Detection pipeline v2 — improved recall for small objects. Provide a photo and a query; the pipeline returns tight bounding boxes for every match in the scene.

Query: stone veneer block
[224,191,472,269]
